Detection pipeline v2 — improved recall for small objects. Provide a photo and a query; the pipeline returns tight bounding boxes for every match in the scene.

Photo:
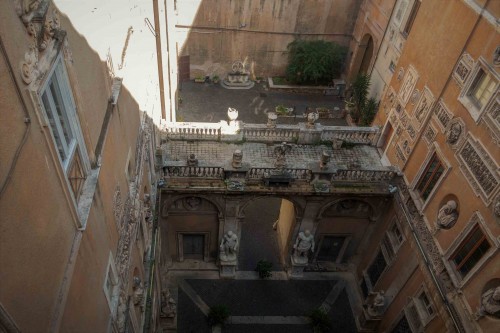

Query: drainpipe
[152,0,167,121]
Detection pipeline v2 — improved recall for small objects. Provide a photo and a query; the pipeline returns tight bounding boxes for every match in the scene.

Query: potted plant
[194,76,205,83]
[349,74,371,123]
[308,308,331,333]
[212,75,220,84]
[207,304,230,330]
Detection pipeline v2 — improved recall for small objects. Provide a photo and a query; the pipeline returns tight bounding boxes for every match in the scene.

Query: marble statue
[437,200,458,229]
[132,276,144,305]
[293,230,315,263]
[477,286,500,318]
[232,149,243,168]
[220,230,239,261]
[187,153,198,167]
[367,290,386,316]
[320,151,331,169]
[274,142,292,168]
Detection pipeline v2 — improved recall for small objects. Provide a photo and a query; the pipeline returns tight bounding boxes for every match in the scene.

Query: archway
[160,196,221,266]
[314,199,375,265]
[238,197,299,271]
[359,34,374,74]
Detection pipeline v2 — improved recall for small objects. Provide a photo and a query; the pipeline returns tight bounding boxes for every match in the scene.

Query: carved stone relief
[494,195,500,222]
[456,135,499,203]
[494,46,500,67]
[410,89,420,105]
[398,65,418,106]
[453,52,474,87]
[16,1,65,89]
[481,94,500,146]
[433,99,453,133]
[397,67,404,81]
[477,286,500,318]
[423,123,437,145]
[113,185,124,224]
[445,118,466,148]
[413,87,435,127]
[183,197,202,211]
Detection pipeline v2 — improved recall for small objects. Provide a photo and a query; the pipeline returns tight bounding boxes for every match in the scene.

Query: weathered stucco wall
[173,0,363,78]
[0,1,156,332]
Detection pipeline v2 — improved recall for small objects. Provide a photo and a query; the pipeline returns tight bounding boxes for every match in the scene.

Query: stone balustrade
[246,168,313,181]
[162,121,380,146]
[331,169,397,182]
[163,122,222,140]
[320,126,380,145]
[242,124,300,143]
[163,166,224,179]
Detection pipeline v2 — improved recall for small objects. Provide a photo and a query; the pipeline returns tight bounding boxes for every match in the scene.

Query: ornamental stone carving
[274,142,292,169]
[437,200,459,229]
[477,286,500,318]
[160,289,177,318]
[232,149,243,168]
[398,66,418,106]
[184,197,202,211]
[319,151,330,169]
[446,118,466,147]
[494,195,500,219]
[219,231,239,262]
[187,153,198,167]
[132,276,144,306]
[292,230,315,264]
[367,291,386,316]
[21,46,39,84]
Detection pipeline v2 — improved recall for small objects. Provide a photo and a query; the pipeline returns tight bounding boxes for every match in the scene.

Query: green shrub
[309,308,331,332]
[359,97,378,126]
[207,304,230,326]
[255,260,273,279]
[285,40,346,85]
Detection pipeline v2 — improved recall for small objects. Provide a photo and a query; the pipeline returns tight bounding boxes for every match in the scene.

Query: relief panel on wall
[413,86,435,129]
[398,65,419,107]
[456,135,500,204]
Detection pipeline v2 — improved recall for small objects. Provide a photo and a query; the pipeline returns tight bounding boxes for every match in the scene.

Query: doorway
[177,232,209,262]
[316,235,351,263]
[238,197,296,271]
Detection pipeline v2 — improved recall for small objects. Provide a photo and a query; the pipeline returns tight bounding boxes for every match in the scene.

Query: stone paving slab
[221,324,311,333]
[178,81,347,126]
[328,289,357,333]
[177,289,211,333]
[164,141,384,170]
[185,279,338,316]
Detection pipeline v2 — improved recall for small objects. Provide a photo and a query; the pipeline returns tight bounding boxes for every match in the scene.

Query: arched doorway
[238,197,298,271]
[359,34,374,75]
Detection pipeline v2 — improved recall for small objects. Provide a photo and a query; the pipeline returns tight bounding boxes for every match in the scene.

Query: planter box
[194,78,205,83]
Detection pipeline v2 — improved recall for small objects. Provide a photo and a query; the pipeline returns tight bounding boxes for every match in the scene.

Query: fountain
[221,60,255,89]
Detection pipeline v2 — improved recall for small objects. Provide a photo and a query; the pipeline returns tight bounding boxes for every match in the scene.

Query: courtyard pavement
[173,272,358,333]
[177,81,347,126]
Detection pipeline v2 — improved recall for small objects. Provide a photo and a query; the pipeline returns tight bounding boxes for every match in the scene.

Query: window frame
[413,288,436,327]
[103,252,120,317]
[415,152,444,201]
[38,54,90,203]
[445,212,499,286]
[402,0,420,38]
[458,57,499,122]
[411,144,451,208]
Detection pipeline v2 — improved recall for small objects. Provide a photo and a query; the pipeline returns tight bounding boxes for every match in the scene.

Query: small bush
[255,260,273,279]
[207,304,230,326]
[359,97,378,126]
[309,308,331,332]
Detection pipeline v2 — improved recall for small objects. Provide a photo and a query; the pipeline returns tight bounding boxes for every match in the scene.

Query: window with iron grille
[403,0,420,37]
[415,152,444,201]
[450,224,491,278]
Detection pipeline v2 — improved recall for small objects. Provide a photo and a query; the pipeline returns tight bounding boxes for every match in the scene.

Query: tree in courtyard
[285,40,347,85]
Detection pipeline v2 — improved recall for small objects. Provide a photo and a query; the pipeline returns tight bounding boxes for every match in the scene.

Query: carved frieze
[456,135,499,204]
[433,99,453,132]
[413,87,435,128]
[398,65,418,106]
[481,93,500,146]
[453,52,474,87]
[423,123,437,146]
[113,185,124,225]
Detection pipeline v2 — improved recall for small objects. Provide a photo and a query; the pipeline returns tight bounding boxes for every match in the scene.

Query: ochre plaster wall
[276,199,295,259]
[174,0,363,78]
